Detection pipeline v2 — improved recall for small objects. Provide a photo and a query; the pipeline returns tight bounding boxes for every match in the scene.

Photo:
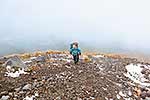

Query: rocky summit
[0,50,150,100]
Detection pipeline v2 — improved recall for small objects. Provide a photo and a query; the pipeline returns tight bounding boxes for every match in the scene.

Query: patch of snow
[90,96,95,99]
[35,93,39,97]
[105,97,109,100]
[24,60,32,64]
[124,98,132,100]
[30,57,37,60]
[50,58,55,61]
[1,95,10,100]
[23,92,38,100]
[145,97,150,100]
[116,94,121,99]
[65,65,71,69]
[23,95,35,100]
[119,91,126,97]
[53,63,58,66]
[128,91,132,96]
[115,83,122,87]
[66,59,71,63]
[77,97,82,100]
[86,91,90,94]
[96,64,104,71]
[6,65,15,72]
[102,87,107,91]
[59,54,65,56]
[94,55,105,58]
[6,65,11,71]
[124,64,150,87]
[79,70,83,73]
[5,68,27,78]
[48,65,51,67]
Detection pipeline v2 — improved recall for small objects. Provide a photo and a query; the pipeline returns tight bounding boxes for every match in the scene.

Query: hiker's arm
[78,49,81,55]
[70,49,72,54]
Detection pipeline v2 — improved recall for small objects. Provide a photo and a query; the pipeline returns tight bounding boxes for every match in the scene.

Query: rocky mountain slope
[0,51,150,100]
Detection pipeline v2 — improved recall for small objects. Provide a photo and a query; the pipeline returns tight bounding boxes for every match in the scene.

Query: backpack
[70,42,78,49]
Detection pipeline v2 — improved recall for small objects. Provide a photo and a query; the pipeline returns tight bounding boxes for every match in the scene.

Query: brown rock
[141,68,147,74]
[146,91,150,97]
[140,91,147,99]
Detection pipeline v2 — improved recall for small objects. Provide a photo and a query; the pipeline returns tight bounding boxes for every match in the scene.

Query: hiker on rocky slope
[70,42,81,64]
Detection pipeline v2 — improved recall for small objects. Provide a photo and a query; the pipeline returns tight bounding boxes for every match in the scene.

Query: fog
[0,0,150,56]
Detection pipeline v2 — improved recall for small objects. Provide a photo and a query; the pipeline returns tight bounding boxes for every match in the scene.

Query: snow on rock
[24,60,32,64]
[105,97,109,100]
[34,92,39,97]
[119,91,126,97]
[5,68,27,78]
[89,96,95,100]
[96,64,104,71]
[1,95,10,100]
[4,56,29,78]
[6,65,14,72]
[93,55,105,58]
[145,97,150,100]
[30,57,37,60]
[102,87,107,91]
[117,90,132,99]
[66,59,72,63]
[22,84,32,91]
[80,55,91,62]
[23,92,39,100]
[116,94,121,99]
[128,91,132,96]
[124,64,150,87]
[23,95,35,100]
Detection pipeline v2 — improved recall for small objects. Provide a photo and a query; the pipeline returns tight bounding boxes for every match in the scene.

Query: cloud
[0,0,150,55]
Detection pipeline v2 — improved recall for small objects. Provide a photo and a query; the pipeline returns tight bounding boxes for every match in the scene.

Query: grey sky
[0,0,150,55]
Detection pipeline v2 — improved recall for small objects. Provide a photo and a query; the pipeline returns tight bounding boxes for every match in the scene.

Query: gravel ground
[0,51,150,100]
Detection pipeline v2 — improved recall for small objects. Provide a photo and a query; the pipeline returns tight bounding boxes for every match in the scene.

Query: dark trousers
[73,54,79,64]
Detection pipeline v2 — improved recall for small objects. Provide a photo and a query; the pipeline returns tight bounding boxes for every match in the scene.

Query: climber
[70,42,81,64]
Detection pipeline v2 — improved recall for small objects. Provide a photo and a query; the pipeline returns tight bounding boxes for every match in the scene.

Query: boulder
[4,56,27,69]
[36,56,46,62]
[140,91,147,99]
[141,68,147,74]
[147,91,150,97]
[31,56,46,63]
[0,57,7,64]
[22,84,32,91]
[0,91,8,97]
[1,95,10,100]
[80,55,91,63]
[14,87,21,92]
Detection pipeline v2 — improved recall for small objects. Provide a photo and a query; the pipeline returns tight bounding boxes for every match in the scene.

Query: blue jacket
[70,48,81,56]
